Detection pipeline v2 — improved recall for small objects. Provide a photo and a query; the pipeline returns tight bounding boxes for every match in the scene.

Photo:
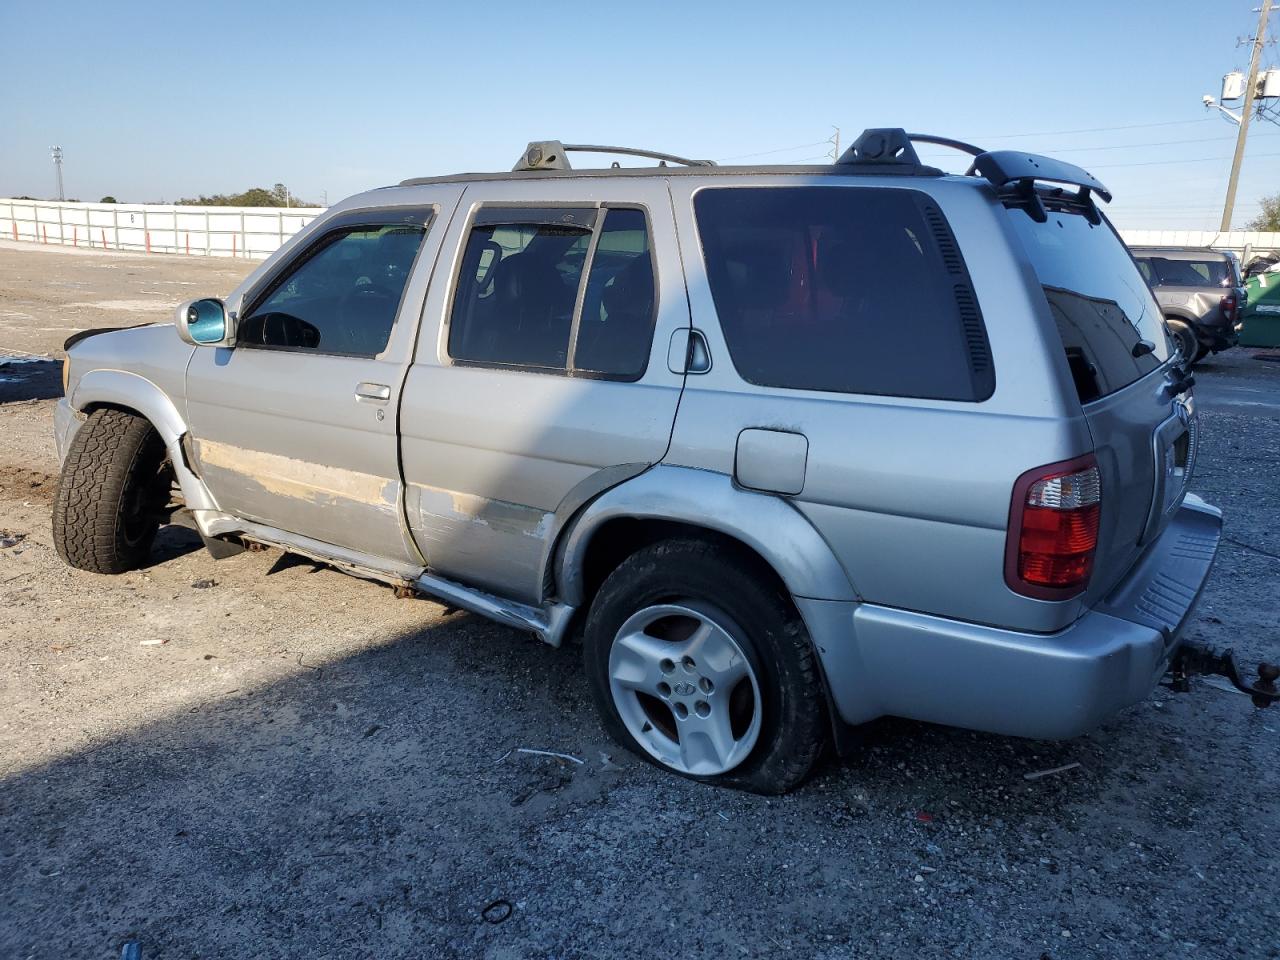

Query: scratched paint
[406,482,552,603]
[412,483,553,539]
[195,439,398,511]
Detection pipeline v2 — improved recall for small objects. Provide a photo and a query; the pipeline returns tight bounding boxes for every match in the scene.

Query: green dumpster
[1241,269,1280,347]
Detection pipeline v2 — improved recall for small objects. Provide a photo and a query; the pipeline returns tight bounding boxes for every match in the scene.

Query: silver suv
[1129,246,1244,364]
[52,130,1221,793]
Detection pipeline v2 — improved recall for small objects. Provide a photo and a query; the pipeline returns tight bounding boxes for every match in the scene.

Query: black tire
[1166,319,1200,367]
[53,408,171,574]
[583,538,827,794]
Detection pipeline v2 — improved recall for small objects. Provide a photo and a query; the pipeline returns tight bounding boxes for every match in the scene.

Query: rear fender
[553,464,858,606]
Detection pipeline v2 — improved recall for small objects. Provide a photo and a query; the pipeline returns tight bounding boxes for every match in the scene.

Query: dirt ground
[1,241,1278,960]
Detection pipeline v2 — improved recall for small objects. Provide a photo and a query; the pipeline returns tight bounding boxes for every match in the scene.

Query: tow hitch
[1167,640,1280,708]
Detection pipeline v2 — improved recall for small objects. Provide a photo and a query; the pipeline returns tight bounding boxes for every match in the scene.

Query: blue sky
[2,0,1277,229]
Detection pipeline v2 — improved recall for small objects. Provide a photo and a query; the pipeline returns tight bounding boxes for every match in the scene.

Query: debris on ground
[0,531,25,548]
[191,578,217,589]
[514,747,584,765]
[482,899,513,924]
[1023,762,1082,781]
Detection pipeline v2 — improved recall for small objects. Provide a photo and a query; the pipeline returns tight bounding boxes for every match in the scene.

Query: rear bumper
[799,494,1222,739]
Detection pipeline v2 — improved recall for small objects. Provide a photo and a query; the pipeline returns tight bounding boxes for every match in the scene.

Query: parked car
[1130,246,1244,363]
[52,130,1220,793]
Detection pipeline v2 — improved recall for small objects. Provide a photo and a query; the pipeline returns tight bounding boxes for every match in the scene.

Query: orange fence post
[145,231,150,254]
[231,233,236,258]
[185,233,189,255]
[42,225,47,244]
[11,223,17,241]
[73,226,77,247]
[102,228,107,249]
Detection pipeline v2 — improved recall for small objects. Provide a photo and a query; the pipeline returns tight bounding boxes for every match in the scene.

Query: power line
[717,140,827,162]
[1089,150,1280,169]
[1042,132,1277,153]
[971,117,1215,140]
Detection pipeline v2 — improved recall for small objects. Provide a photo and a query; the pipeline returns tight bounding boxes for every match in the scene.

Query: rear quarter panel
[665,175,1092,632]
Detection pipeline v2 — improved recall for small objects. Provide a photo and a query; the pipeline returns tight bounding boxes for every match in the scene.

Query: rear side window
[448,207,657,379]
[1008,212,1169,403]
[1136,255,1234,288]
[694,187,994,401]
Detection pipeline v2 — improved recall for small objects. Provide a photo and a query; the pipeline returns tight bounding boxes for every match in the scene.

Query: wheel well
[82,400,149,423]
[577,517,792,611]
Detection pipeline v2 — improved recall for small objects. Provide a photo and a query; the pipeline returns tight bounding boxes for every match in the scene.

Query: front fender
[555,465,858,605]
[69,369,217,512]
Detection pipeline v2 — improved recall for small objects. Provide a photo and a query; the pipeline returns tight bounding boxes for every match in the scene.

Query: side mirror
[175,298,233,346]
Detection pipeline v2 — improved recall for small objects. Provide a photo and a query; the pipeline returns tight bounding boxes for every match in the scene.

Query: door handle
[355,382,391,403]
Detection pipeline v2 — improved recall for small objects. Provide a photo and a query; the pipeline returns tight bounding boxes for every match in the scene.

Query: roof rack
[514,141,716,172]
[837,128,1112,223]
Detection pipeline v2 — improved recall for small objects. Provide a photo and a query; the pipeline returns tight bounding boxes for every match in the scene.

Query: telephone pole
[50,146,64,201]
[827,126,841,162]
[1221,0,1274,230]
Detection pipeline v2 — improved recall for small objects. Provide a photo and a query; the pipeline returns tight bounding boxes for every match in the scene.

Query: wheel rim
[607,602,763,776]
[1173,324,1198,364]
[121,463,169,547]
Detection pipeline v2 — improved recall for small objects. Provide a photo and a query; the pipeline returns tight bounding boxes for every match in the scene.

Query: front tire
[53,408,171,574]
[583,539,827,794]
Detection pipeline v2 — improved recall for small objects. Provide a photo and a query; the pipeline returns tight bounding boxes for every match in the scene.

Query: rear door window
[693,187,994,401]
[1008,212,1170,402]
[448,206,657,379]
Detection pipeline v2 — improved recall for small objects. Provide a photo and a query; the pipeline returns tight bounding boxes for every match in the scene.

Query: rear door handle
[355,382,391,403]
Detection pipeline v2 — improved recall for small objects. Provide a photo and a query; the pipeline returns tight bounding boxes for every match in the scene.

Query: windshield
[1007,210,1169,403]
[1135,255,1235,288]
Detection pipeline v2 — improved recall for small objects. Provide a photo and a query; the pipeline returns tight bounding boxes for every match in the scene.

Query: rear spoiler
[838,129,1111,224]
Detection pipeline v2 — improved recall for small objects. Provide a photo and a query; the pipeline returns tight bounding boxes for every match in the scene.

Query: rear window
[1135,255,1234,288]
[1007,211,1169,403]
[694,187,994,401]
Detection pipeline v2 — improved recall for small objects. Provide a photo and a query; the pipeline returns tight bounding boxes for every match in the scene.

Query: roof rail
[840,128,1112,221]
[514,141,716,172]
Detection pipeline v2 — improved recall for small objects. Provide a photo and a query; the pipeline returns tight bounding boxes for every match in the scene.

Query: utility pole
[1221,0,1274,230]
[827,126,841,162]
[50,146,64,201]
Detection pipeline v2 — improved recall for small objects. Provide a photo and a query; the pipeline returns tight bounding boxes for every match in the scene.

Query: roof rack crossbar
[514,140,715,172]
[904,133,986,157]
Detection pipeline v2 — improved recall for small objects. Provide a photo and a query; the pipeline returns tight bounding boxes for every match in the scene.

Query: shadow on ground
[2,582,1274,959]
[0,358,62,404]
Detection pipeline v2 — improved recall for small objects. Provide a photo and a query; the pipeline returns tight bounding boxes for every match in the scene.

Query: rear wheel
[1166,319,1200,367]
[583,539,827,794]
[53,408,172,573]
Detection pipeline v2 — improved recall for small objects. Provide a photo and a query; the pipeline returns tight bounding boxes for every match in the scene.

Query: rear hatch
[1006,206,1196,601]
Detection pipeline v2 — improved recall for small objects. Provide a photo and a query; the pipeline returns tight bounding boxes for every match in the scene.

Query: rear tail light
[1221,294,1238,322]
[1005,455,1101,599]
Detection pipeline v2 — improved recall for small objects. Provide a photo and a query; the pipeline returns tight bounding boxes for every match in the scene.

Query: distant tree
[176,186,316,208]
[1247,193,1280,231]
[99,196,117,203]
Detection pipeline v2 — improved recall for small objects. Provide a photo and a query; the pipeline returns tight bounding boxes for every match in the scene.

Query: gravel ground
[0,242,1278,960]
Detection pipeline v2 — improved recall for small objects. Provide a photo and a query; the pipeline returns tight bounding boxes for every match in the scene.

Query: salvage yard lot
[1,241,1278,959]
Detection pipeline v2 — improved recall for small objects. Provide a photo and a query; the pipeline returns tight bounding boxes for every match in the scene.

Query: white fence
[0,198,323,260]
[2,198,1278,263]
